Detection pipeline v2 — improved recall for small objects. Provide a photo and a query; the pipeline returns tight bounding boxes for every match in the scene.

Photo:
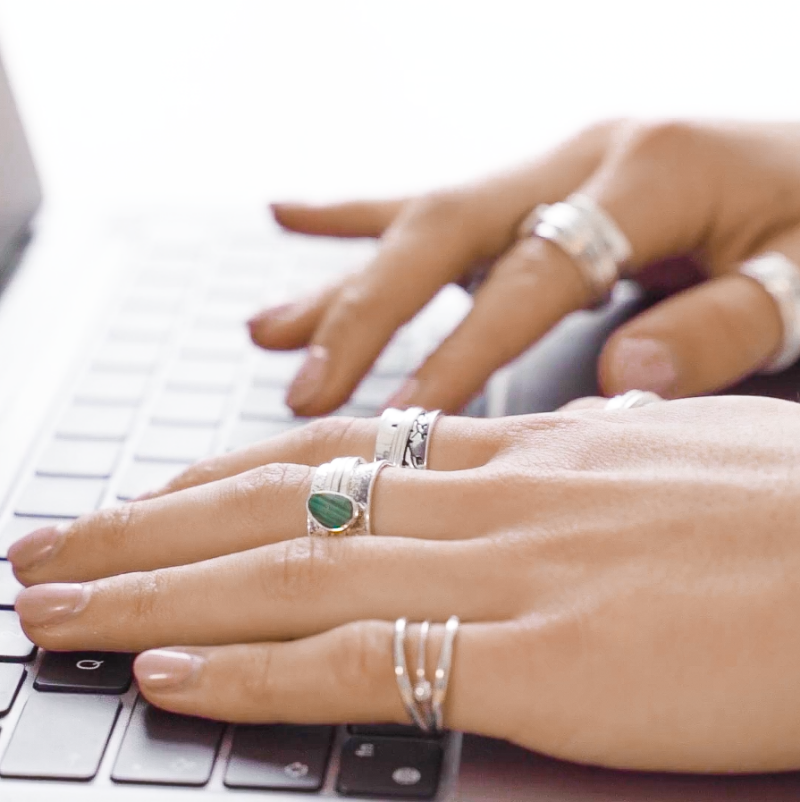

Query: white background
[0,0,799,208]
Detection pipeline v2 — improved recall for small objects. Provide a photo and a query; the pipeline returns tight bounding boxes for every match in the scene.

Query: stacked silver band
[604,390,663,410]
[393,616,460,733]
[375,407,441,469]
[306,457,389,537]
[518,193,632,304]
[739,252,800,374]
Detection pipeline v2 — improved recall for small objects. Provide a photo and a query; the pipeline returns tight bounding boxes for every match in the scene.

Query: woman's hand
[250,120,800,415]
[11,396,800,772]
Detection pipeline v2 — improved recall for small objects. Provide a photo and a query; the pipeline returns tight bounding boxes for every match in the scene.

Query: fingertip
[598,335,680,398]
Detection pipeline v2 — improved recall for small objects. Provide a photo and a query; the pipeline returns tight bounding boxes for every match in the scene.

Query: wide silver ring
[375,407,441,469]
[604,390,663,410]
[393,616,460,733]
[307,457,389,537]
[739,252,800,373]
[518,193,632,305]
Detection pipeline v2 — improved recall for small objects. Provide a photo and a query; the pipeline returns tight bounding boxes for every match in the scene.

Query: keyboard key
[135,424,217,463]
[75,372,150,405]
[252,352,304,386]
[337,736,443,799]
[351,375,405,408]
[0,611,35,662]
[167,358,239,391]
[152,390,229,426]
[0,516,61,558]
[0,562,23,609]
[0,692,121,780]
[112,699,224,786]
[348,723,435,739]
[36,439,122,479]
[57,404,136,441]
[93,341,162,372]
[0,663,25,715]
[224,724,334,792]
[15,476,106,518]
[225,419,297,451]
[239,385,293,420]
[116,460,192,501]
[35,651,133,694]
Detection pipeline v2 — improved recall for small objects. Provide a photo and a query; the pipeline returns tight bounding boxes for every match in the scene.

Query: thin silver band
[604,390,663,410]
[739,252,800,373]
[393,618,430,731]
[413,620,434,730]
[432,616,460,732]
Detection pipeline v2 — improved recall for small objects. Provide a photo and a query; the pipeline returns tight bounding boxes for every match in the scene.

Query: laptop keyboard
[0,217,468,798]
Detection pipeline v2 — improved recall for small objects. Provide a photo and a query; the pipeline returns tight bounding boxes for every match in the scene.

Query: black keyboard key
[348,723,436,739]
[0,561,22,609]
[337,736,443,799]
[224,724,334,792]
[0,692,120,780]
[0,663,26,715]
[15,476,106,518]
[35,651,133,694]
[112,699,224,786]
[0,516,64,559]
[0,610,35,662]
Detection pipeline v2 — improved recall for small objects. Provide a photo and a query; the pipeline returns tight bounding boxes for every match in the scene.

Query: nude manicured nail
[608,337,679,397]
[286,345,329,409]
[247,303,296,332]
[15,583,90,627]
[136,650,202,691]
[383,378,420,411]
[8,524,67,572]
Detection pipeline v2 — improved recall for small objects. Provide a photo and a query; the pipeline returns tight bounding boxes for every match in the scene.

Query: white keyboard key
[152,390,229,426]
[225,419,297,452]
[92,341,162,372]
[15,477,106,518]
[116,460,193,501]
[37,440,121,478]
[57,404,136,441]
[351,375,405,408]
[252,351,304,386]
[74,372,150,405]
[167,359,240,391]
[135,425,216,463]
[239,386,293,421]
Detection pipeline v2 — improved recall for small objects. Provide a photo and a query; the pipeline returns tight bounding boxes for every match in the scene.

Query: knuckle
[300,415,361,456]
[329,621,388,698]
[225,463,306,531]
[621,119,702,161]
[272,536,335,606]
[403,190,470,233]
[90,503,140,552]
[124,570,166,624]
[236,646,278,718]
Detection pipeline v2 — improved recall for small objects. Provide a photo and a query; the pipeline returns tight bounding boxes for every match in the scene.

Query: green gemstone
[308,491,356,531]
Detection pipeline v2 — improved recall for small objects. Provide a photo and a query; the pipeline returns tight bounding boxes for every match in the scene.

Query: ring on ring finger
[375,407,442,468]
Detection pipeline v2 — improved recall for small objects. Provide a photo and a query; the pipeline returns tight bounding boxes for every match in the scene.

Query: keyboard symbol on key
[392,766,422,786]
[283,761,309,779]
[76,659,104,671]
[355,743,375,759]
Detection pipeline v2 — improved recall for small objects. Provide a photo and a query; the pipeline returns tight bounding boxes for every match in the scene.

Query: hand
[11,396,800,772]
[249,119,800,415]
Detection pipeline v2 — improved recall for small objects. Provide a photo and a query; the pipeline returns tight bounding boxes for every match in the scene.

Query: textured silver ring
[307,457,388,536]
[375,407,442,469]
[739,252,800,373]
[604,390,663,411]
[518,192,632,305]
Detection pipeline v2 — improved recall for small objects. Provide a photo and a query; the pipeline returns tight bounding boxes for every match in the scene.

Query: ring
[375,407,442,469]
[738,252,800,373]
[307,457,389,536]
[393,616,460,733]
[517,193,632,304]
[604,390,663,410]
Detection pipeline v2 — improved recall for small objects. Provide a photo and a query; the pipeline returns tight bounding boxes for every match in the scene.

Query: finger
[154,415,502,498]
[271,199,404,239]
[559,396,606,410]
[287,123,618,416]
[16,536,515,652]
[132,620,504,737]
[11,460,498,586]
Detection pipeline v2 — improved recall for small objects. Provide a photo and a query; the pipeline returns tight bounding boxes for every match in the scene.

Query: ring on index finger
[375,407,442,469]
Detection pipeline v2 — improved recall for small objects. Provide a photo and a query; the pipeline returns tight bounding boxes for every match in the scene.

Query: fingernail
[383,378,420,411]
[8,524,67,572]
[608,337,679,397]
[15,583,90,627]
[247,303,297,332]
[286,345,329,409]
[136,649,202,691]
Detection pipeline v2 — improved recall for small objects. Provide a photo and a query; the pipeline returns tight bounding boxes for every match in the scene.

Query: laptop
[2,48,800,802]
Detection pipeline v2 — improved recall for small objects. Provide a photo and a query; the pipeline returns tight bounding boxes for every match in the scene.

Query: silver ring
[413,621,434,729]
[432,616,460,732]
[739,252,800,373]
[393,618,431,731]
[375,407,442,469]
[604,390,663,410]
[518,192,632,304]
[307,457,388,536]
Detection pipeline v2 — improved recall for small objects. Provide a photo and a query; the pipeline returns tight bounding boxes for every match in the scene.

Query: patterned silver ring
[604,390,663,410]
[739,252,800,373]
[307,457,389,537]
[375,407,441,469]
[518,193,632,305]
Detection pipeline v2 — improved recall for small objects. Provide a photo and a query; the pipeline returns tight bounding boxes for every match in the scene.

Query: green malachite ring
[307,457,389,537]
